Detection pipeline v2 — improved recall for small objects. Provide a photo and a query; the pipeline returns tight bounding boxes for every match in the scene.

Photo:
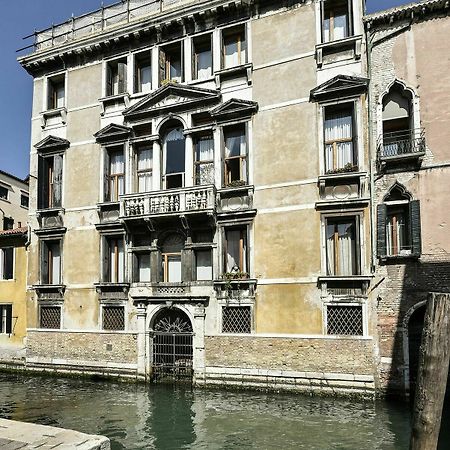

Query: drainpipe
[25,224,31,250]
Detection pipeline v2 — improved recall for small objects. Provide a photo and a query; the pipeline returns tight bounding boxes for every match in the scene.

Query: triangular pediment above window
[211,99,258,122]
[35,135,70,153]
[123,83,221,120]
[310,75,369,102]
[94,123,132,144]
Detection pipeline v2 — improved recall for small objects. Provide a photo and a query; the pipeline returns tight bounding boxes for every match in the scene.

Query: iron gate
[150,307,194,383]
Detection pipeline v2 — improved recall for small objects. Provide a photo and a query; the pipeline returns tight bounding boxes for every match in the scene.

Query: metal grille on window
[222,306,251,334]
[326,305,363,336]
[40,306,61,329]
[103,306,125,331]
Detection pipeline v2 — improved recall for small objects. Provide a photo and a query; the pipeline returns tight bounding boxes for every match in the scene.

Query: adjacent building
[365,0,450,396]
[0,170,29,231]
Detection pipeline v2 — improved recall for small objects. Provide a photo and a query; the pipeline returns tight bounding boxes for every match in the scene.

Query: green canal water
[0,373,448,449]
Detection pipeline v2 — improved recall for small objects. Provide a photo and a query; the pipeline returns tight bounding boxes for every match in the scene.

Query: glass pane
[139,65,152,93]
[50,243,61,284]
[224,36,239,68]
[323,17,331,42]
[138,148,152,170]
[165,128,185,174]
[110,151,124,174]
[167,255,182,282]
[138,173,153,193]
[170,55,182,80]
[196,250,212,281]
[226,230,241,272]
[334,12,348,40]
[196,48,212,79]
[56,85,65,108]
[325,110,352,141]
[196,136,214,161]
[225,128,245,157]
[137,253,151,282]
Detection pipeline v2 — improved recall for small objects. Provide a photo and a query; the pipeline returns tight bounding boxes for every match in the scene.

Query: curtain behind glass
[225,129,245,157]
[325,110,353,170]
[138,148,153,192]
[326,220,356,275]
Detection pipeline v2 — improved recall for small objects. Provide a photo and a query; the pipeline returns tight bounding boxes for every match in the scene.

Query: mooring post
[410,292,450,450]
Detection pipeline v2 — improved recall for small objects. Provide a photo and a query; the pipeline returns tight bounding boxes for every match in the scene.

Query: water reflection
[0,373,416,449]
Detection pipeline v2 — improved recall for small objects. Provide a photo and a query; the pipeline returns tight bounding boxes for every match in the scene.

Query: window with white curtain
[134,52,152,94]
[107,148,125,201]
[224,125,247,186]
[194,135,214,185]
[107,236,125,283]
[325,217,358,276]
[136,253,151,282]
[161,234,184,282]
[224,227,247,273]
[195,250,212,280]
[137,146,153,193]
[323,1,351,43]
[324,105,355,172]
[222,25,246,69]
[42,240,61,285]
[193,34,213,80]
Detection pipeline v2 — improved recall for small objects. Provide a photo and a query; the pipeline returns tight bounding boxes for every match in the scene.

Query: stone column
[192,303,206,382]
[152,140,161,191]
[136,302,148,379]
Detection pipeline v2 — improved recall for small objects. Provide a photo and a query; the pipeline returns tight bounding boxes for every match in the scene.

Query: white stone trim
[253,51,315,71]
[258,203,316,214]
[259,97,310,112]
[255,178,317,191]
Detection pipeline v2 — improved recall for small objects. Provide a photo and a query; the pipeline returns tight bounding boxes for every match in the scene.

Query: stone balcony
[120,185,216,220]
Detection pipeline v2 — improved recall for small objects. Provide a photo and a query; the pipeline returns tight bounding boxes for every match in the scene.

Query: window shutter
[320,0,325,43]
[377,204,387,258]
[409,200,422,257]
[42,242,49,284]
[159,49,166,86]
[102,237,110,282]
[104,150,110,202]
[355,215,361,275]
[47,81,53,109]
[347,0,354,36]
[4,248,13,280]
[180,42,185,82]
[38,156,48,209]
[221,33,225,69]
[5,305,12,334]
[118,62,127,94]
[106,64,113,96]
[352,103,358,167]
[53,154,63,208]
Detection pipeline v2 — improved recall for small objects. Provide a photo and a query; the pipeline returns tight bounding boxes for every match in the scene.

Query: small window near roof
[134,52,152,94]
[193,34,213,80]
[0,186,8,200]
[222,25,246,69]
[47,74,65,109]
[21,195,29,208]
[322,0,352,43]
[106,58,127,96]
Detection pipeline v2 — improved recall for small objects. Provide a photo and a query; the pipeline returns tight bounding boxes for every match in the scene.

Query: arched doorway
[151,307,193,382]
[408,303,426,398]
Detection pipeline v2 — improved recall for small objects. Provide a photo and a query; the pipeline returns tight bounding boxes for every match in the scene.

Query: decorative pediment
[211,99,258,122]
[94,123,132,144]
[34,135,70,153]
[123,83,221,120]
[310,75,369,102]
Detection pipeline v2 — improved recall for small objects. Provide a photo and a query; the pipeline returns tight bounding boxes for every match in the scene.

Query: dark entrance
[151,307,193,383]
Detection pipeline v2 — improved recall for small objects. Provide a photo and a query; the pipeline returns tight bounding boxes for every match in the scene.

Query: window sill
[99,93,130,115]
[40,107,67,129]
[33,284,66,297]
[318,276,372,282]
[316,34,363,50]
[380,254,420,263]
[214,63,253,87]
[319,170,366,181]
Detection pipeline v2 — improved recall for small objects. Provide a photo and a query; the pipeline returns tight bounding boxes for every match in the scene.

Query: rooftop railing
[17,0,188,54]
[378,129,426,159]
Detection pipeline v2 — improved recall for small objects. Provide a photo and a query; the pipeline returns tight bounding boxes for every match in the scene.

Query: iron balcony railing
[378,129,426,159]
[121,185,216,218]
[17,0,188,54]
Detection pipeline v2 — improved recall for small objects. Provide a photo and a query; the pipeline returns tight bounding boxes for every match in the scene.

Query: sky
[0,0,415,179]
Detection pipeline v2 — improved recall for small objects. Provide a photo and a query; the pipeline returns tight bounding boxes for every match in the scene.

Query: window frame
[192,33,213,80]
[104,234,126,284]
[0,247,14,281]
[159,41,184,85]
[133,50,152,94]
[40,239,62,285]
[324,301,366,337]
[221,24,247,69]
[0,185,8,201]
[223,225,249,275]
[105,145,126,202]
[46,73,66,110]
[135,143,153,193]
[105,57,128,97]
[223,123,248,187]
[37,153,64,210]
[0,304,13,335]
[321,0,353,44]
[221,305,253,334]
[194,133,215,186]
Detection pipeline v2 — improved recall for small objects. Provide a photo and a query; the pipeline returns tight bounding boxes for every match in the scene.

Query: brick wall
[26,331,138,367]
[205,336,374,375]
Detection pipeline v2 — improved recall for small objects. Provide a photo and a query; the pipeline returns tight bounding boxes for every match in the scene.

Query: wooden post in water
[410,292,450,450]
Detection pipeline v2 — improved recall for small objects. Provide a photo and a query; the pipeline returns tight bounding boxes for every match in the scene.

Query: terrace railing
[18,0,189,54]
[378,129,426,159]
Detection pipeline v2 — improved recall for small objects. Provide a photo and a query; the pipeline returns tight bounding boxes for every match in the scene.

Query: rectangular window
[325,217,359,276]
[21,195,29,208]
[134,52,152,94]
[194,134,214,185]
[102,305,125,331]
[323,0,351,43]
[0,186,8,200]
[193,34,212,80]
[40,305,61,329]
[162,254,182,283]
[0,248,14,280]
[0,304,12,334]
[326,304,363,336]
[47,75,65,109]
[106,148,125,202]
[3,217,14,230]
[195,250,212,281]
[106,236,125,283]
[136,252,151,282]
[106,59,127,96]
[324,104,356,173]
[222,25,246,69]
[160,42,183,84]
[137,146,153,193]
[38,154,63,209]
[224,227,247,274]
[224,125,247,186]
[42,241,61,285]
[386,206,410,256]
[222,306,251,333]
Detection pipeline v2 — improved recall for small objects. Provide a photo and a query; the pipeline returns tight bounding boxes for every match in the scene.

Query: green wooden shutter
[377,204,387,258]
[53,154,63,208]
[104,150,110,202]
[5,305,12,334]
[409,200,422,257]
[118,62,127,94]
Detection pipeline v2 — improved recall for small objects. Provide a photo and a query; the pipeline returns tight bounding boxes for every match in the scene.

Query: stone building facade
[365,0,450,396]
[17,0,379,395]
[0,170,29,231]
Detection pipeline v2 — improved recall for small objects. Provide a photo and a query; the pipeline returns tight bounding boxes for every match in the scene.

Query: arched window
[161,233,184,282]
[162,125,185,189]
[380,82,422,158]
[377,183,421,258]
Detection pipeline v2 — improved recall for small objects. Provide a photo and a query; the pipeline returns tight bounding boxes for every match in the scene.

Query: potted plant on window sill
[325,163,359,175]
